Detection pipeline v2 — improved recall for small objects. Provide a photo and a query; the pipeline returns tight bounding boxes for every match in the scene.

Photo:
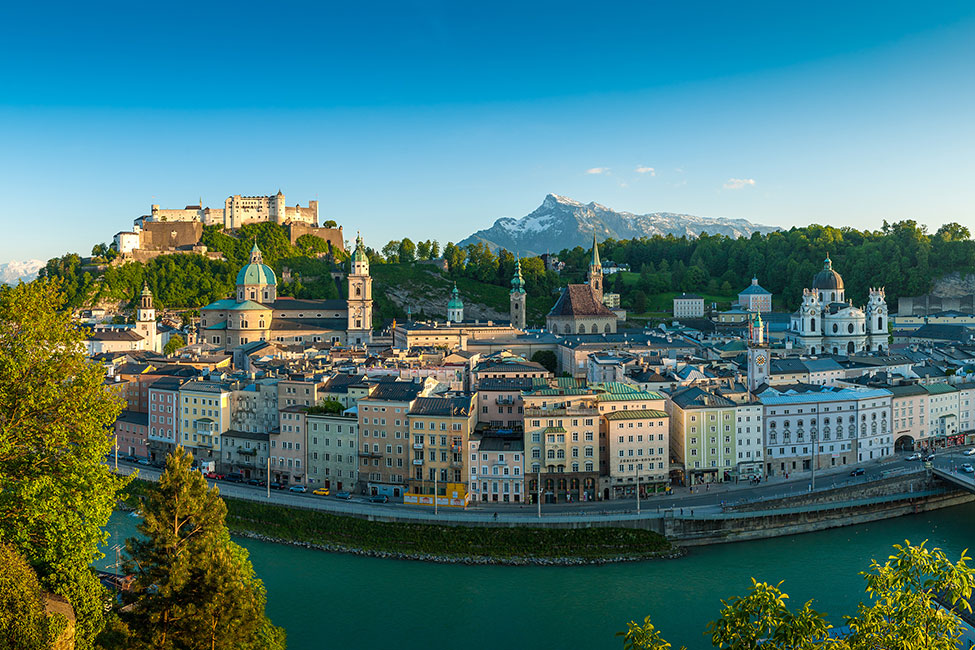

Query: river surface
[102,503,975,650]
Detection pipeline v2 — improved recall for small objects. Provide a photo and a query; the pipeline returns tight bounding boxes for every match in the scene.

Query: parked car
[334,491,352,500]
[288,485,307,493]
[906,453,921,461]
[962,464,974,474]
[367,494,389,503]
[204,472,225,480]
[269,482,285,490]
[246,478,261,486]
[312,487,330,496]
[964,448,975,456]
[924,453,936,462]
[137,458,151,466]
[850,468,865,476]
[223,473,244,483]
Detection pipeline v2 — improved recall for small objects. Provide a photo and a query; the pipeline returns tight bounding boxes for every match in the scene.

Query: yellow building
[407,395,477,497]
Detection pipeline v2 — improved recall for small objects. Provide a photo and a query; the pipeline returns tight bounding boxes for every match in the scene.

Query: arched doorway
[895,435,915,452]
[847,341,855,354]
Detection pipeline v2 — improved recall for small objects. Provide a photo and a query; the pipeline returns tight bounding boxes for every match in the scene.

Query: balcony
[412,459,424,466]
[357,450,383,458]
[496,396,516,405]
[412,443,424,450]
[449,460,463,469]
[237,447,257,456]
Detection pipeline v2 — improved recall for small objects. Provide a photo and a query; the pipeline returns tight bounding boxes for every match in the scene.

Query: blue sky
[1,1,974,262]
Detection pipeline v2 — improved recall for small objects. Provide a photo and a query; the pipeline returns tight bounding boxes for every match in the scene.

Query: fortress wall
[288,223,345,251]
[140,221,203,250]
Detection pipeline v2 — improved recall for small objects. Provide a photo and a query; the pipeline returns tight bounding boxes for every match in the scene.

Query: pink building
[114,410,149,460]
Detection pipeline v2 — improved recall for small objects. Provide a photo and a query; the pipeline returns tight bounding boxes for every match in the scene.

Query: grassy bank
[119,480,674,561]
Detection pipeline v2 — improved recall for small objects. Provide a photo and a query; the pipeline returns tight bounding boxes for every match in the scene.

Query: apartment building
[666,386,739,485]
[147,376,187,462]
[522,385,599,503]
[220,430,270,480]
[889,384,928,451]
[468,434,524,503]
[306,409,360,492]
[475,377,533,430]
[924,383,961,447]
[178,380,232,466]
[357,379,428,498]
[274,405,308,485]
[407,394,477,499]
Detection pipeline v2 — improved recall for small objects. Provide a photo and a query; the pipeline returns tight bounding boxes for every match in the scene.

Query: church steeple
[588,233,603,302]
[510,257,527,329]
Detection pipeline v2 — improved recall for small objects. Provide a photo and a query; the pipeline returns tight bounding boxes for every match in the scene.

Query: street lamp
[636,470,641,514]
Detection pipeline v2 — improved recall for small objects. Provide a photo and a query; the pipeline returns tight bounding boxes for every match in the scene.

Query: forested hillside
[560,221,975,313]
[35,220,975,325]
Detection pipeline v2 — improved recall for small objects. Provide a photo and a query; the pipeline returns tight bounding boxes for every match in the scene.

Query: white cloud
[634,166,655,175]
[585,167,608,175]
[723,178,756,190]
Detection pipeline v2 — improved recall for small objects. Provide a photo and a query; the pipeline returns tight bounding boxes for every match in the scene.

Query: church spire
[510,257,526,294]
[590,232,601,269]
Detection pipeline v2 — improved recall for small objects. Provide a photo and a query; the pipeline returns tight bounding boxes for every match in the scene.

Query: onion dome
[511,258,526,294]
[353,233,368,264]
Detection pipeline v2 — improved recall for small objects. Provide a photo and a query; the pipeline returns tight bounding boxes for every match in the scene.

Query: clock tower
[136,282,159,353]
[347,233,373,346]
[747,312,769,393]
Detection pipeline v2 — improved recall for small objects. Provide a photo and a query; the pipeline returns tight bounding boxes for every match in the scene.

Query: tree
[123,448,285,650]
[0,543,64,650]
[163,334,186,356]
[531,350,558,374]
[430,240,441,259]
[443,242,466,273]
[322,219,338,228]
[382,240,401,263]
[0,279,126,649]
[631,290,648,313]
[398,238,417,263]
[619,541,974,650]
[307,398,345,414]
[417,240,431,261]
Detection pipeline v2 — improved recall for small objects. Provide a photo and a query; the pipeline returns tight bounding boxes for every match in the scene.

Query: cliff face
[931,272,975,297]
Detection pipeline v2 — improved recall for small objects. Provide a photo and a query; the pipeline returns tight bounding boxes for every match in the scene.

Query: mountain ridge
[0,259,45,285]
[458,194,779,256]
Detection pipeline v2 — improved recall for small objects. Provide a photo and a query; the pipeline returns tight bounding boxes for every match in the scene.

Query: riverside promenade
[113,447,975,544]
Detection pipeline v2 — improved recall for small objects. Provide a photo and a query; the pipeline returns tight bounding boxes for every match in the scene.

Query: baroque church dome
[812,255,843,291]
[235,243,277,286]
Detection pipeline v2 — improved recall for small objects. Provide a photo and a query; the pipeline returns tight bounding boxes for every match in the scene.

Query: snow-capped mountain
[458,194,779,256]
[0,260,45,285]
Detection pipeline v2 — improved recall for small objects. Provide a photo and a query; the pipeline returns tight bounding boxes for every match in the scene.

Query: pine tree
[124,448,285,650]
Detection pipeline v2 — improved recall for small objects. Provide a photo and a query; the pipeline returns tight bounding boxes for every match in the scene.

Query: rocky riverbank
[232,530,685,565]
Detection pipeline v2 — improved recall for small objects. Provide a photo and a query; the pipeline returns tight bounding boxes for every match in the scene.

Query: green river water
[103,502,975,650]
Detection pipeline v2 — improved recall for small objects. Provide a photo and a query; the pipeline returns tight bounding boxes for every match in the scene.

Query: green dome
[447,283,463,309]
[510,258,526,294]
[236,263,276,286]
[236,243,277,286]
[353,234,368,263]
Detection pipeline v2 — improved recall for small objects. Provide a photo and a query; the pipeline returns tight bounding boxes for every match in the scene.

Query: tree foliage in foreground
[620,541,975,650]
[0,543,66,650]
[121,448,285,650]
[0,279,126,649]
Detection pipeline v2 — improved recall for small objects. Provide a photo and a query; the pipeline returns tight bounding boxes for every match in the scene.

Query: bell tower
[510,257,527,330]
[587,232,603,303]
[136,283,159,353]
[747,312,769,393]
[347,233,373,346]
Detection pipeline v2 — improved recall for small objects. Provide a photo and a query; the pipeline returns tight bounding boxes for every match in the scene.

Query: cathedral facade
[200,236,373,350]
[787,255,888,355]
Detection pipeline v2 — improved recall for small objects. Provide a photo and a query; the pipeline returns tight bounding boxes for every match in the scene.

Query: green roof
[447,283,463,309]
[924,383,958,395]
[541,427,567,434]
[597,391,662,401]
[227,300,268,311]
[204,321,228,330]
[604,409,668,420]
[236,243,277,286]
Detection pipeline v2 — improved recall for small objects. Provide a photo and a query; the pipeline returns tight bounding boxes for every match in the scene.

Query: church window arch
[847,341,855,354]
[833,323,838,333]
[810,318,816,332]
[355,286,361,297]
[564,324,571,334]
[878,316,883,330]
[831,292,835,301]
[578,324,585,334]
[832,347,838,354]
[848,323,854,334]
[591,324,598,334]
[604,323,612,333]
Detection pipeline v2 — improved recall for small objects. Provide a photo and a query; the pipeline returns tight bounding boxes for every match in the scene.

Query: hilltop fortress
[113,191,344,262]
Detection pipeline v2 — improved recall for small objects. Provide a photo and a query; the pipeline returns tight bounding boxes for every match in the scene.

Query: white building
[673,293,705,319]
[758,384,892,476]
[924,383,960,446]
[787,255,888,354]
